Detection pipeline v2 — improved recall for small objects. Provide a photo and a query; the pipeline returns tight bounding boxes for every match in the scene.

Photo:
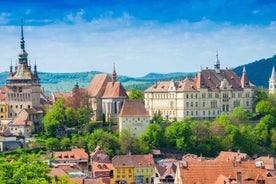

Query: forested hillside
[0,55,275,94]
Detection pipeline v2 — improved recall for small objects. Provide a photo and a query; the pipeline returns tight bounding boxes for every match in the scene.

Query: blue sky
[0,0,276,77]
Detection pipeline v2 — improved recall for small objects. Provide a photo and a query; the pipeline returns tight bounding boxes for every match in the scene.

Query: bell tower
[6,20,41,118]
[269,66,276,94]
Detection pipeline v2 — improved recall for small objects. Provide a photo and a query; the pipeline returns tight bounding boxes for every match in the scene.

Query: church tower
[269,66,276,94]
[6,20,41,118]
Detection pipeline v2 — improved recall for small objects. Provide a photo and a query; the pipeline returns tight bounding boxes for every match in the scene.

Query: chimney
[236,171,242,184]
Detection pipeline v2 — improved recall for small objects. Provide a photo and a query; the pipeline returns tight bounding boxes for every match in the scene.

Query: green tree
[255,86,268,103]
[87,129,119,157]
[152,110,163,123]
[270,128,276,153]
[139,124,163,150]
[0,154,51,184]
[61,138,71,150]
[43,98,66,137]
[128,88,144,102]
[76,107,93,127]
[256,100,276,117]
[230,106,248,125]
[65,107,76,127]
[46,137,61,151]
[120,129,140,154]
[164,121,191,151]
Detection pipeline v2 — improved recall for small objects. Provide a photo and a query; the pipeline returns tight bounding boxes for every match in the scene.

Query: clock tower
[6,20,41,118]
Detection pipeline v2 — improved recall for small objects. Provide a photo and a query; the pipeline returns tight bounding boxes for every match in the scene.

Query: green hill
[234,55,276,87]
[0,55,275,94]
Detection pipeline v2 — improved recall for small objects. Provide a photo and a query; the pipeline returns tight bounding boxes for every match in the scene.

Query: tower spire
[10,59,13,74]
[18,19,28,64]
[271,66,276,79]
[214,50,220,73]
[112,63,117,84]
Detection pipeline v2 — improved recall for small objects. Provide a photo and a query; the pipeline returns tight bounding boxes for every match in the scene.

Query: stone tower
[6,20,41,118]
[269,66,276,94]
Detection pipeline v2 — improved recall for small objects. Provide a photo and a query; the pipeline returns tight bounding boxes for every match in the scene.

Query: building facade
[111,154,155,184]
[119,100,150,137]
[144,54,255,121]
[6,21,41,118]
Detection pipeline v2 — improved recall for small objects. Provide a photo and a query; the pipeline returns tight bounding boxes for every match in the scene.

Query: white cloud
[0,15,275,77]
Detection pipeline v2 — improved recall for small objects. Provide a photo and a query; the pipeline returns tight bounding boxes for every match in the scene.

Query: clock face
[12,86,17,92]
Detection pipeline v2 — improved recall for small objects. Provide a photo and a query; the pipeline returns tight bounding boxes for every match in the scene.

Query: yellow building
[111,154,155,184]
[144,54,255,121]
[0,87,9,119]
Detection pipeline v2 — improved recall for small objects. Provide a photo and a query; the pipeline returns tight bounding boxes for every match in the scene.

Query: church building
[144,53,255,121]
[6,21,41,118]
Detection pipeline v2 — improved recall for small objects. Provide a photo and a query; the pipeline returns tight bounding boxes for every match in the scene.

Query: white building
[144,54,255,121]
[119,99,150,137]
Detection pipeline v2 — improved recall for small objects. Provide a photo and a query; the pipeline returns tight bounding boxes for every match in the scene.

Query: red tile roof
[48,167,68,177]
[112,154,154,168]
[145,68,254,93]
[9,110,29,126]
[54,148,88,161]
[256,156,276,171]
[102,81,128,98]
[119,100,149,117]
[215,151,252,162]
[0,86,8,93]
[90,145,110,163]
[92,162,113,173]
[87,74,112,97]
[178,160,268,184]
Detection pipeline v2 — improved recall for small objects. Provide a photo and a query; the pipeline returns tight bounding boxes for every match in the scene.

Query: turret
[214,50,220,74]
[112,64,117,85]
[18,19,28,64]
[269,66,276,94]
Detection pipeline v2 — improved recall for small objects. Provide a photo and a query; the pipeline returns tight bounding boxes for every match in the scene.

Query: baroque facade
[6,22,41,118]
[144,54,255,121]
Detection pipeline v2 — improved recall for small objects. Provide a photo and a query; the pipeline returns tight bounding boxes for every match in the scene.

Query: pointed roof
[87,74,112,97]
[7,20,39,82]
[18,19,28,64]
[271,66,276,79]
[119,100,149,117]
[112,63,117,84]
[102,81,128,98]
[214,51,220,73]
[241,66,250,88]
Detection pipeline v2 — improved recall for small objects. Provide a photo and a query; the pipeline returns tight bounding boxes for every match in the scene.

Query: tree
[76,107,93,128]
[46,137,61,151]
[43,98,66,137]
[128,88,144,102]
[139,124,163,150]
[87,129,119,157]
[230,106,248,125]
[270,128,276,153]
[254,120,269,146]
[119,129,140,154]
[255,86,268,103]
[164,121,191,151]
[0,154,51,184]
[61,138,71,150]
[152,110,163,123]
[65,107,76,127]
[256,100,276,117]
